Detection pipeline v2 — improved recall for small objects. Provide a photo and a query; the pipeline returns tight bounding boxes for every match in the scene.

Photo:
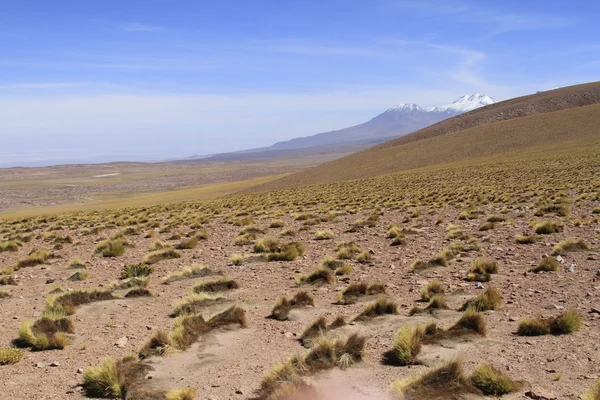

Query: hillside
[251,81,600,192]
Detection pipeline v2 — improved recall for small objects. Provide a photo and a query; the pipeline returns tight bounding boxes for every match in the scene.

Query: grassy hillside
[250,82,600,192]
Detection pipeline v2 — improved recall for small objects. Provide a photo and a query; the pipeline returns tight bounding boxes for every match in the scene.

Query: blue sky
[0,0,598,166]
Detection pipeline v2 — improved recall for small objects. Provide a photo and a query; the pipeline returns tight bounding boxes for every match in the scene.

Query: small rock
[283,332,294,339]
[591,307,600,315]
[508,316,517,322]
[77,368,84,374]
[474,282,485,289]
[235,389,243,395]
[556,255,564,263]
[568,264,575,273]
[35,362,46,368]
[525,386,557,400]
[49,361,60,367]
[45,279,55,284]
[115,337,128,348]
[596,269,600,278]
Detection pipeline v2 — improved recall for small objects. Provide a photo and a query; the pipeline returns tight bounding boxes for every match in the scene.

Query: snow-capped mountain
[195,93,497,161]
[439,93,496,112]
[391,93,496,114]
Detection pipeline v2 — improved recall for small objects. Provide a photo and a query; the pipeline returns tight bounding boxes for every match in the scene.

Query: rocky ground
[0,202,599,400]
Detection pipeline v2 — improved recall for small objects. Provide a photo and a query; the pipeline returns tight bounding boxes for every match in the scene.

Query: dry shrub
[465,259,498,282]
[162,265,217,284]
[352,296,398,321]
[460,287,503,311]
[192,276,239,293]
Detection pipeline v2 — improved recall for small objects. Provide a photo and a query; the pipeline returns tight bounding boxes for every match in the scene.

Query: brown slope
[249,81,600,192]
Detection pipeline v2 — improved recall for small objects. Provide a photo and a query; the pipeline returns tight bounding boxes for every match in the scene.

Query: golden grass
[0,348,23,365]
[162,264,217,284]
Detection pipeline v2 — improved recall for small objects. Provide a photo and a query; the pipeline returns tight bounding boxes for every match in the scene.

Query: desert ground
[0,152,347,218]
[0,140,599,400]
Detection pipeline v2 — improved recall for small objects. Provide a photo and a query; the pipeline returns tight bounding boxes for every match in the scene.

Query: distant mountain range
[186,93,496,162]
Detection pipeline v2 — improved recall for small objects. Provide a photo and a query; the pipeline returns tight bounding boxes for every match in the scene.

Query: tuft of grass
[391,359,475,400]
[295,267,335,286]
[270,297,292,321]
[0,348,23,365]
[279,229,296,237]
[124,288,151,298]
[517,310,581,336]
[388,326,422,366]
[291,290,314,307]
[582,380,600,400]
[0,275,17,286]
[176,236,198,250]
[0,240,21,253]
[170,306,247,350]
[254,237,280,253]
[516,234,538,244]
[95,239,126,257]
[352,296,398,321]
[550,310,582,334]
[18,316,74,351]
[66,257,86,269]
[162,264,217,284]
[486,215,505,223]
[166,388,197,400]
[83,356,150,398]
[465,259,498,282]
[460,287,503,311]
[266,242,306,262]
[15,249,51,269]
[552,238,591,255]
[336,241,362,259]
[47,289,116,315]
[356,251,373,264]
[260,334,366,397]
[478,222,495,231]
[144,248,181,264]
[0,289,10,298]
[337,281,385,304]
[470,363,519,396]
[172,293,225,317]
[421,279,444,301]
[83,358,121,398]
[532,256,560,273]
[300,316,328,347]
[449,308,487,336]
[534,221,564,235]
[139,330,173,359]
[269,219,285,228]
[192,276,239,293]
[314,230,335,240]
[120,263,153,279]
[517,319,551,336]
[229,253,245,266]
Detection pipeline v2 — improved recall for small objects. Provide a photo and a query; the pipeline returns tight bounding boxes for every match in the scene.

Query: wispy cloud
[387,0,571,34]
[122,23,162,32]
[429,43,487,86]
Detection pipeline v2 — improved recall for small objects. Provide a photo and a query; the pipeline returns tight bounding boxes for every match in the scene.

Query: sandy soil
[0,204,599,399]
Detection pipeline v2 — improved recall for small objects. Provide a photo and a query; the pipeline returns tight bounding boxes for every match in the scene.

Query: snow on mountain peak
[440,93,496,112]
[385,94,496,115]
[386,103,422,112]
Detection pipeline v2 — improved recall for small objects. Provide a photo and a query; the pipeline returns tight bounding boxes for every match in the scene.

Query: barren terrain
[1,139,599,400]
